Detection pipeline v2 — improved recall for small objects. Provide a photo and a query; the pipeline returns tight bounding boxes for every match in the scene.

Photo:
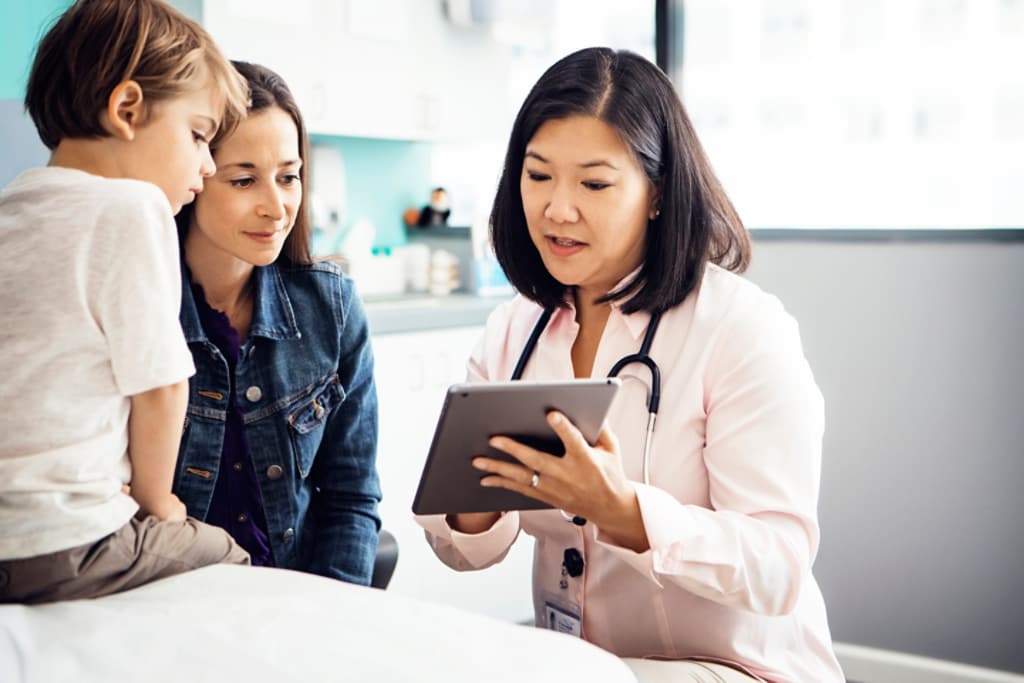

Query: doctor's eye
[582,181,611,191]
[525,171,550,182]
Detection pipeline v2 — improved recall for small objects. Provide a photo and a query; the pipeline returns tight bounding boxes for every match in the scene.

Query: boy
[0,0,251,603]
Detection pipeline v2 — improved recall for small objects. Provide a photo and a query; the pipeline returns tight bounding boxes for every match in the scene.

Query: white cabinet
[202,0,510,142]
[371,326,534,623]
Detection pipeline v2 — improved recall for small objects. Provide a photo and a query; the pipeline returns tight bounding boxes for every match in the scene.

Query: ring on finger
[529,470,540,488]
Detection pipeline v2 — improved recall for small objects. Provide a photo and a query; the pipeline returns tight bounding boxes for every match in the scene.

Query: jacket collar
[180,261,301,343]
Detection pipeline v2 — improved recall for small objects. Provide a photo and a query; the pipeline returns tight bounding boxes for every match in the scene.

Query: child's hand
[164,497,188,522]
[140,493,187,522]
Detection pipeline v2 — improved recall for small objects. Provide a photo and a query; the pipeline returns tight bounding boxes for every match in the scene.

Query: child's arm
[127,379,190,521]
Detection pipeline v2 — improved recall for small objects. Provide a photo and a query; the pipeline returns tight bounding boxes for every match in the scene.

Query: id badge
[543,599,582,637]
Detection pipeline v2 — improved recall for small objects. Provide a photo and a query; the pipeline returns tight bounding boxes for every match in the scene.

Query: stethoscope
[510,306,664,526]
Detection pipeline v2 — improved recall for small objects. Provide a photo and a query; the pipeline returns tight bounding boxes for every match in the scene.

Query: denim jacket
[173,259,381,584]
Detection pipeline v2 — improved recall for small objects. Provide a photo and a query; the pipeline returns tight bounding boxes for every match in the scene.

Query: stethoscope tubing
[510,307,663,517]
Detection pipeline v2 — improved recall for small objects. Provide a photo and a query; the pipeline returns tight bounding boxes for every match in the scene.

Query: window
[674,0,1024,229]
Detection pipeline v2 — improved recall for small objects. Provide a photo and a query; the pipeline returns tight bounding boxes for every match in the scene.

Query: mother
[173,61,381,584]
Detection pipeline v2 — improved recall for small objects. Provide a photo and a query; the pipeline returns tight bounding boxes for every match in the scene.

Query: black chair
[370,529,398,589]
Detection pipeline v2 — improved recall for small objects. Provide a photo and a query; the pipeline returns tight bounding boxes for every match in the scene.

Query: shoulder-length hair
[176,60,312,265]
[491,47,750,314]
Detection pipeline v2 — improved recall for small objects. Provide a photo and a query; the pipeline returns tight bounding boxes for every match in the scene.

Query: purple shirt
[191,282,274,567]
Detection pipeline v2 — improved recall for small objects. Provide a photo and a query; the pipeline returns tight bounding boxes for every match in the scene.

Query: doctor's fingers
[546,412,622,465]
[483,433,614,502]
[472,454,536,484]
[483,438,573,481]
[472,456,566,503]
[594,424,621,457]
[474,452,620,519]
[479,470,566,507]
[546,411,591,455]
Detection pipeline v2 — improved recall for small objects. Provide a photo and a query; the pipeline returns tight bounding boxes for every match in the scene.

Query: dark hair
[176,61,312,265]
[25,0,247,150]
[490,47,750,314]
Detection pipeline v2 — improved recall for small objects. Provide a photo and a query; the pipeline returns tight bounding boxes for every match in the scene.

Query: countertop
[361,230,1024,335]
[364,292,513,335]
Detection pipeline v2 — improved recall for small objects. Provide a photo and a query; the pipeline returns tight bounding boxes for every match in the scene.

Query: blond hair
[26,0,248,149]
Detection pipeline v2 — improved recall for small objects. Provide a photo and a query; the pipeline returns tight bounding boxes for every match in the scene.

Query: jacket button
[266,464,283,480]
[282,528,294,541]
[244,385,262,402]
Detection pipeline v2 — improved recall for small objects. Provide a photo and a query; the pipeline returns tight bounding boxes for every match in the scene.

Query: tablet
[412,378,621,515]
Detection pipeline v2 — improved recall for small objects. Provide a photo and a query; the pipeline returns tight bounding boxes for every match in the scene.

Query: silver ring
[529,471,540,488]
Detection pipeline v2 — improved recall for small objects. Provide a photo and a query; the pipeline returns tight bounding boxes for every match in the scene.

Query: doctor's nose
[543,186,579,223]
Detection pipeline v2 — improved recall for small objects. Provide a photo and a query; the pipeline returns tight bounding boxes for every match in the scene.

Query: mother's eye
[229,177,255,188]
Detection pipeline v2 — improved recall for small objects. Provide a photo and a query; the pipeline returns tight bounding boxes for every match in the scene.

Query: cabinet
[371,326,534,623]
[201,0,510,142]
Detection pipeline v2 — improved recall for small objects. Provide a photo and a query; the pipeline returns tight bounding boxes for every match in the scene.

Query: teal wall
[0,1,72,100]
[168,0,203,22]
[311,134,432,250]
[0,2,204,100]
[1,1,71,185]
[1,1,432,251]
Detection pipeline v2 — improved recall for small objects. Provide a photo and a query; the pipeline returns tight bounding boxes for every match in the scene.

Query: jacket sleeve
[307,278,382,585]
[415,302,524,570]
[593,295,825,616]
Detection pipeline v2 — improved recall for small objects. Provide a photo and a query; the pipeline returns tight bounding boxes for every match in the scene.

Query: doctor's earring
[649,208,661,220]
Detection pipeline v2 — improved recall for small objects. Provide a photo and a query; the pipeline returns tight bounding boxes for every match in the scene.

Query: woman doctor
[417,48,844,683]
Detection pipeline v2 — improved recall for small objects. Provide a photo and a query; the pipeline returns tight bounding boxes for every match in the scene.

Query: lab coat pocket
[287,374,346,478]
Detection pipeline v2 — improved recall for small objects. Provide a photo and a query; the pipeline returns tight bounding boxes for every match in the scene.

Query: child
[0,0,251,603]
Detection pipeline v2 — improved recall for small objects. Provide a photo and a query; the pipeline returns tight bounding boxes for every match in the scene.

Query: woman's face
[520,115,656,300]
[188,105,302,267]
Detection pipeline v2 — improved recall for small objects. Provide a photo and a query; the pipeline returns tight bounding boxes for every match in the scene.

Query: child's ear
[102,80,145,141]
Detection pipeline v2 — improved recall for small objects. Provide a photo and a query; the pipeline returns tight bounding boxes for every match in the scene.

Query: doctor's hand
[473,411,650,553]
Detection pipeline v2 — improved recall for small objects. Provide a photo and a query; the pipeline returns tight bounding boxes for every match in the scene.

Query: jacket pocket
[287,374,346,478]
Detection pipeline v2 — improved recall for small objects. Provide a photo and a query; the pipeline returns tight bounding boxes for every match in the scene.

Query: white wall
[372,325,535,623]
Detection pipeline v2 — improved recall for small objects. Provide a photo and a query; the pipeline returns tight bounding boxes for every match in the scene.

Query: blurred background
[1,2,1021,681]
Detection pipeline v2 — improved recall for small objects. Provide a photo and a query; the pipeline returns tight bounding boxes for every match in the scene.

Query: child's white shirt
[0,167,194,560]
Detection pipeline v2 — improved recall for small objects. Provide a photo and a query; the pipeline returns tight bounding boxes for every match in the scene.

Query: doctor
[417,48,844,683]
